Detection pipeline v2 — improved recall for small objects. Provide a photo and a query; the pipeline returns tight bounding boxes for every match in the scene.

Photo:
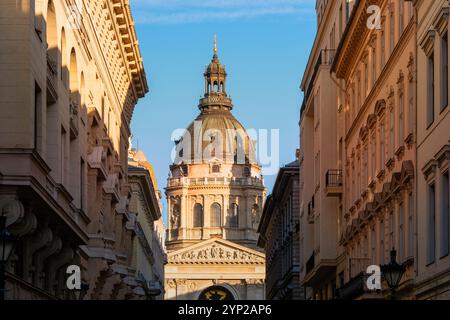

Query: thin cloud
[131,0,314,24]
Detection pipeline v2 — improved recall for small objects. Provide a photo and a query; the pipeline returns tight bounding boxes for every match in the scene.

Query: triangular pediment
[167,238,265,265]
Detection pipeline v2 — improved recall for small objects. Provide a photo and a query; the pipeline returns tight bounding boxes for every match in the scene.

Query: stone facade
[164,41,266,300]
[0,0,148,299]
[128,148,166,300]
[332,0,416,300]
[298,0,352,299]
[415,0,450,300]
[258,159,303,300]
[299,0,450,300]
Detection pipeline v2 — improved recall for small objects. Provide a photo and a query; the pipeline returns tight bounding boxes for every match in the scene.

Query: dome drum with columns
[164,37,266,300]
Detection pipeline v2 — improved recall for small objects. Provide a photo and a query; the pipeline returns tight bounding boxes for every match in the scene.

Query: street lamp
[0,214,17,301]
[380,248,406,300]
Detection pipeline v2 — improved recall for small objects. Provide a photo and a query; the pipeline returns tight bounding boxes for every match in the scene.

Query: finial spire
[214,33,217,55]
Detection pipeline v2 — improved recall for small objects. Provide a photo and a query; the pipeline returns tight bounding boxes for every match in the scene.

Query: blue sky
[129,0,317,222]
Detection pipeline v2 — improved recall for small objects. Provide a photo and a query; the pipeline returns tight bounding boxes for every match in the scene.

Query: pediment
[167,238,265,265]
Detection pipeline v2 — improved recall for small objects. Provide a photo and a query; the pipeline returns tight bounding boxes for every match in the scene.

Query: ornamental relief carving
[169,244,263,264]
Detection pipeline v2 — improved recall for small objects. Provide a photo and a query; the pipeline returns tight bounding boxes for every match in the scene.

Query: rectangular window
[381,29,386,68]
[408,192,414,257]
[380,220,385,263]
[441,32,448,110]
[408,80,414,134]
[372,46,377,85]
[364,62,369,95]
[380,122,385,168]
[427,183,436,264]
[399,0,404,35]
[441,171,449,258]
[399,92,405,144]
[389,211,395,250]
[389,10,395,54]
[371,133,376,180]
[80,158,85,210]
[34,82,42,153]
[427,52,435,127]
[371,227,376,264]
[390,108,395,157]
[61,126,66,185]
[399,201,404,261]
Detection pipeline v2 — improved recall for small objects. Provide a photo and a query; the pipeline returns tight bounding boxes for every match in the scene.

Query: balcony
[325,169,343,197]
[167,176,265,188]
[69,100,79,140]
[46,53,58,104]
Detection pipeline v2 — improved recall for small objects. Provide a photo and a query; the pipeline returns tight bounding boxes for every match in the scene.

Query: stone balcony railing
[199,94,233,108]
[167,176,264,188]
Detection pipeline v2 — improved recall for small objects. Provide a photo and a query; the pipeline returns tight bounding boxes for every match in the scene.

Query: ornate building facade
[299,0,450,300]
[128,148,166,300]
[164,41,266,300]
[0,0,148,299]
[332,0,416,299]
[298,0,352,299]
[258,158,303,300]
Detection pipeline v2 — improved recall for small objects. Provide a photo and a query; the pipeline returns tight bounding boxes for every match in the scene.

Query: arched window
[213,81,218,92]
[46,1,57,66]
[193,203,203,228]
[69,48,78,95]
[61,28,67,85]
[210,202,221,227]
[229,203,238,228]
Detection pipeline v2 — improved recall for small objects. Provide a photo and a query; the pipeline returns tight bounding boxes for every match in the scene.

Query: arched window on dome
[210,202,221,227]
[220,82,224,93]
[213,81,219,92]
[193,203,204,228]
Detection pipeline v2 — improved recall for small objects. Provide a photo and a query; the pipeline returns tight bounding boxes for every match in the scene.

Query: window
[427,183,436,264]
[408,192,414,257]
[80,158,85,210]
[389,8,395,54]
[210,203,221,227]
[390,107,395,157]
[363,144,368,187]
[371,227,376,264]
[427,51,435,127]
[193,203,204,228]
[212,164,220,173]
[364,62,369,95]
[34,82,42,154]
[372,46,377,85]
[399,201,404,260]
[441,171,449,258]
[389,211,395,250]
[380,121,385,168]
[441,32,448,110]
[381,26,386,68]
[380,220,385,263]
[399,91,405,144]
[371,133,376,180]
[61,126,67,184]
[408,79,414,135]
[399,0,404,35]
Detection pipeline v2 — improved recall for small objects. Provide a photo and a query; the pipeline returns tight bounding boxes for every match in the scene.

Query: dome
[176,110,256,165]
